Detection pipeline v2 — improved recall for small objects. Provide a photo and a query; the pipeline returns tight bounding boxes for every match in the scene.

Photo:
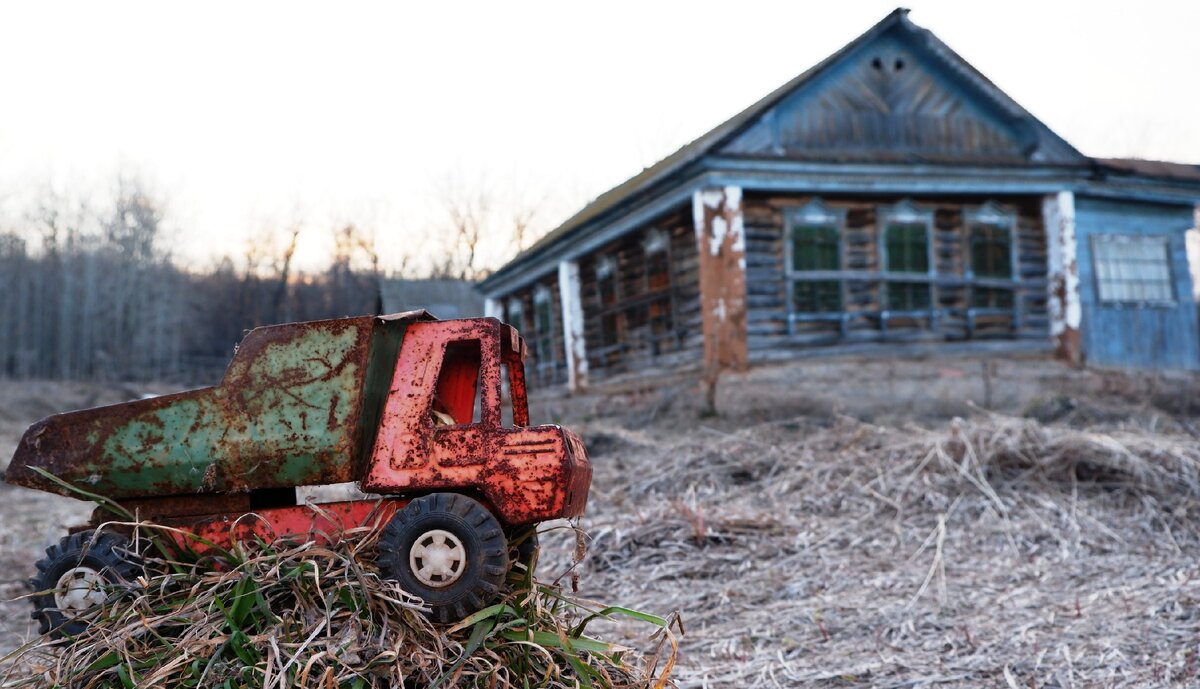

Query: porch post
[1043,191,1083,366]
[692,186,749,391]
[483,297,502,320]
[557,260,588,392]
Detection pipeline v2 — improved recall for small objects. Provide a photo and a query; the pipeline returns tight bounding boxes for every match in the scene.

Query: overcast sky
[1,0,1197,272]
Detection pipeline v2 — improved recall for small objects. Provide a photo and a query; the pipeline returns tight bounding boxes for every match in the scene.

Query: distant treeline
[0,182,380,385]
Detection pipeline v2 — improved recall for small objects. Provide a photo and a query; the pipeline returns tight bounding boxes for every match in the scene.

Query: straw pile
[0,520,678,689]
[567,409,1200,688]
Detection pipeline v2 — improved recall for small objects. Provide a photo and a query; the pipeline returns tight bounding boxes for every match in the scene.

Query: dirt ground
[2,355,1199,687]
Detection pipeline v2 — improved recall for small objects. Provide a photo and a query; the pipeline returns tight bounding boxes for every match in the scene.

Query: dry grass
[566,407,1200,688]
[0,518,678,689]
[6,367,1200,688]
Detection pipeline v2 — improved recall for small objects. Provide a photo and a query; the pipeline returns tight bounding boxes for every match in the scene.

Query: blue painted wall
[719,28,1081,166]
[1075,197,1199,370]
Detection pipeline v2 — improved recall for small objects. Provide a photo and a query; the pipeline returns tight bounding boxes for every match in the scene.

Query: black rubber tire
[507,526,539,575]
[30,530,141,638]
[378,493,509,624]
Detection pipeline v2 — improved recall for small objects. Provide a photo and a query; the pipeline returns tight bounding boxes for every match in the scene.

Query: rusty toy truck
[5,312,591,634]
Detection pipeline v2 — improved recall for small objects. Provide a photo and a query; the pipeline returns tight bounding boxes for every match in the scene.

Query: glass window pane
[789,219,843,317]
[791,224,840,272]
[886,223,928,273]
[887,282,931,310]
[793,280,842,312]
[1093,235,1173,304]
[971,223,1012,278]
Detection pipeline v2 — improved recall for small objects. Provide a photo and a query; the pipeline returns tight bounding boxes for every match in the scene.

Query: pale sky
[1,0,1197,273]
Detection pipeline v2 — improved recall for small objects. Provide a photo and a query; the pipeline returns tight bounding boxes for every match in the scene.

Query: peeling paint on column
[1043,191,1082,365]
[557,260,588,392]
[692,186,748,381]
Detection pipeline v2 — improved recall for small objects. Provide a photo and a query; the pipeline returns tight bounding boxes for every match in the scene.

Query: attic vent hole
[894,58,905,71]
[871,57,883,70]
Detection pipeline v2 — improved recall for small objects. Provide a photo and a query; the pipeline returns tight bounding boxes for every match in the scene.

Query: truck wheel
[378,493,509,623]
[30,530,140,638]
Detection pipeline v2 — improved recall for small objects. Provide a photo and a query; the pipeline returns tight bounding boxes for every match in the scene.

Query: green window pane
[886,282,930,310]
[536,301,553,333]
[885,223,928,273]
[791,222,842,314]
[793,280,842,312]
[791,225,840,271]
[971,224,1012,278]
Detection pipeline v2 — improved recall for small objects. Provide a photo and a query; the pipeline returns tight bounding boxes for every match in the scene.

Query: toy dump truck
[5,312,591,634]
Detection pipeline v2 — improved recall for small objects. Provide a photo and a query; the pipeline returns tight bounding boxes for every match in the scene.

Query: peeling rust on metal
[5,310,591,552]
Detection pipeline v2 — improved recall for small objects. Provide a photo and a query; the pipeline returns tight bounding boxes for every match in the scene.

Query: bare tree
[433,176,492,280]
[270,226,301,321]
[0,178,418,384]
[427,172,552,280]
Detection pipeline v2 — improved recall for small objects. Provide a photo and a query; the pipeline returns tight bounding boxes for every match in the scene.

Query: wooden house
[478,9,1200,390]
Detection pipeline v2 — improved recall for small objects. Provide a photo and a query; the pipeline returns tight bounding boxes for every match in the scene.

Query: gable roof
[479,9,1178,293]
[717,14,1085,165]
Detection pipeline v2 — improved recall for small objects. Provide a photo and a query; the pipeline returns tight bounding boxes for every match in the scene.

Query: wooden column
[557,260,588,392]
[1043,191,1082,366]
[484,297,502,320]
[692,186,749,395]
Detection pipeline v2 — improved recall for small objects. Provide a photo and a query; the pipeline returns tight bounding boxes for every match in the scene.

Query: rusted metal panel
[363,318,590,526]
[5,312,432,499]
[1043,191,1083,366]
[165,500,404,553]
[692,187,749,384]
[92,493,254,525]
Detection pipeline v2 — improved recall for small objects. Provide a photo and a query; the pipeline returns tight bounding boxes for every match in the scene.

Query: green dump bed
[4,311,431,500]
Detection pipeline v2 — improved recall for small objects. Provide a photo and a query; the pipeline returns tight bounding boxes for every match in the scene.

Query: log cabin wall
[577,204,702,381]
[742,192,1049,359]
[501,274,567,387]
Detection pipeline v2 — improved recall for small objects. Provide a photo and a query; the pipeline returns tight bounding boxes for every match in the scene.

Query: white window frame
[878,199,936,317]
[1091,234,1176,307]
[783,199,847,333]
[963,201,1019,282]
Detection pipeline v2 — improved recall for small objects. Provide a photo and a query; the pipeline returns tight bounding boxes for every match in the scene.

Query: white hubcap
[54,566,107,615]
[409,529,467,588]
